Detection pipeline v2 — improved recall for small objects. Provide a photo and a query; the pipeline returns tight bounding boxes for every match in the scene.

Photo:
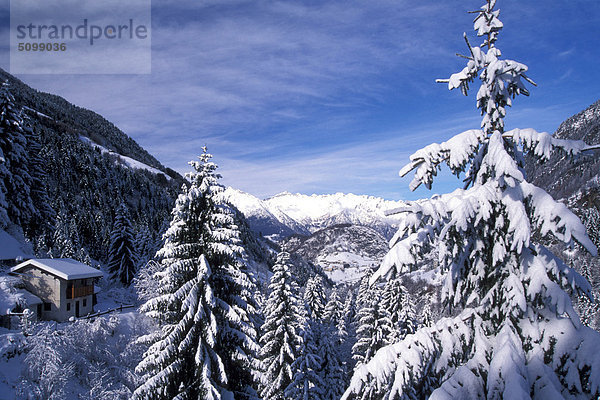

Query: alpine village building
[9,258,103,322]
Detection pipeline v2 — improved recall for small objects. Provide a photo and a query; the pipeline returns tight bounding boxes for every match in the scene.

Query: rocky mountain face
[526,100,600,202]
[280,224,389,284]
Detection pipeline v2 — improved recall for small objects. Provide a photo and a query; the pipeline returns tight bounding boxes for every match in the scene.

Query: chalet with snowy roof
[10,258,102,322]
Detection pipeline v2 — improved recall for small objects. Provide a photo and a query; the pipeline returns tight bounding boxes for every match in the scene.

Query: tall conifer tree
[134,148,259,400]
[258,252,303,399]
[107,204,137,286]
[344,1,600,398]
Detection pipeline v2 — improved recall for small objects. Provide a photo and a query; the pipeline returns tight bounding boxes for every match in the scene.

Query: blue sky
[1,0,599,200]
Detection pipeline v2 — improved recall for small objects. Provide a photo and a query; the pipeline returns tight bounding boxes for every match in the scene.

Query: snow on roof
[10,259,103,280]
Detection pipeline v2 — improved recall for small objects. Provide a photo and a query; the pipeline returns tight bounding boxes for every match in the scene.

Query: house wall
[18,266,64,321]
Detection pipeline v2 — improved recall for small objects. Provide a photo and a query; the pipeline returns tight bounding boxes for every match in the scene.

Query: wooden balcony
[66,285,94,299]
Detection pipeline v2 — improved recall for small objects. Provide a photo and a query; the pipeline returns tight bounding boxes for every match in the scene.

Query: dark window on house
[83,298,87,307]
[43,302,51,311]
[67,302,71,311]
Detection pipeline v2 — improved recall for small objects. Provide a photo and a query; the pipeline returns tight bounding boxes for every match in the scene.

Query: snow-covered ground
[79,135,170,180]
[23,106,52,120]
[0,283,147,399]
[0,330,25,399]
[317,251,379,283]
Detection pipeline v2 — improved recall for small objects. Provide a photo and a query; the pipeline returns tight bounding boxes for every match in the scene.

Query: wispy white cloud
[4,0,600,200]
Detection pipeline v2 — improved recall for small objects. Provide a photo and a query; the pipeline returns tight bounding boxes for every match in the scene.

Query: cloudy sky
[1,0,599,200]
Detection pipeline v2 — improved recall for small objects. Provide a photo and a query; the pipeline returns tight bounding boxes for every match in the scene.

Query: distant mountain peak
[225,188,408,241]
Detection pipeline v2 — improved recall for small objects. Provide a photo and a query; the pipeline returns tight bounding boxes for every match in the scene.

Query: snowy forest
[2,1,600,399]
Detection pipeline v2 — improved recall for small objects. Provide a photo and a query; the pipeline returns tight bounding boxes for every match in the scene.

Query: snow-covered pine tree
[381,278,405,341]
[134,147,259,400]
[52,210,77,259]
[420,293,434,328]
[343,1,600,398]
[351,284,392,367]
[134,259,162,302]
[0,123,8,228]
[134,221,157,269]
[0,81,35,228]
[342,289,356,326]
[317,325,345,400]
[355,274,371,311]
[398,290,417,339]
[304,275,326,321]
[323,288,343,327]
[258,252,303,399]
[338,290,356,369]
[286,319,324,400]
[381,278,418,343]
[583,206,600,249]
[107,204,137,286]
[23,126,53,237]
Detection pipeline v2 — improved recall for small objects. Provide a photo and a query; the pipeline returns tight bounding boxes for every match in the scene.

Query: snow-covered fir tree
[337,290,356,371]
[398,290,417,339]
[420,294,434,328]
[258,252,303,400]
[583,206,600,249]
[304,275,326,321]
[355,274,371,311]
[323,288,343,327]
[0,125,8,228]
[380,278,416,342]
[343,1,600,398]
[351,284,392,367]
[107,204,138,286]
[286,319,324,400]
[52,210,77,259]
[22,126,53,237]
[134,221,158,269]
[134,260,163,303]
[134,148,259,400]
[317,325,345,400]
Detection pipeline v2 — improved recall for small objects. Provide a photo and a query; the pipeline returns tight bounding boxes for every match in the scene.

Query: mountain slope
[0,69,177,178]
[223,188,309,238]
[526,100,600,200]
[281,224,388,284]
[0,69,183,262]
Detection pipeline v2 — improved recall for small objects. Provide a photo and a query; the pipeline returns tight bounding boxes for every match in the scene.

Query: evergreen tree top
[187,146,222,188]
[436,0,534,136]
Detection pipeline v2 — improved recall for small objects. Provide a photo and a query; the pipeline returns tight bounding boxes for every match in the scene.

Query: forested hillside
[0,69,183,264]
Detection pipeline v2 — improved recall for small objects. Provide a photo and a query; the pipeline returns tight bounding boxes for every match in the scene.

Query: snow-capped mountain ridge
[224,188,409,240]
